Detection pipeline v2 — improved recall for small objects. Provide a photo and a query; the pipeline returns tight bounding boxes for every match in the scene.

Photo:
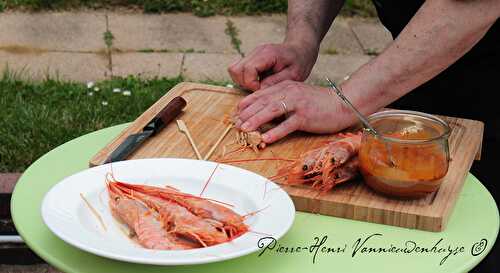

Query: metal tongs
[325,77,396,167]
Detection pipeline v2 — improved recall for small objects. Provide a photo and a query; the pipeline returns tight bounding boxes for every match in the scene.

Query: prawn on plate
[106,178,249,250]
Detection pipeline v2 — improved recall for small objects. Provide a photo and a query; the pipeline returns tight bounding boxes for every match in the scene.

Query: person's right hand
[227,42,319,92]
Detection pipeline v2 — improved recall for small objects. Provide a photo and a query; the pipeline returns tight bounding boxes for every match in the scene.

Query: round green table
[11,124,499,273]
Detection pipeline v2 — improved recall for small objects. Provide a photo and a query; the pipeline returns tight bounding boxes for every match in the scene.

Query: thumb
[260,69,296,89]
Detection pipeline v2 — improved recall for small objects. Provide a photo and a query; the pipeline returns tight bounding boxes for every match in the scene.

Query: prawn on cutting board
[274,131,362,192]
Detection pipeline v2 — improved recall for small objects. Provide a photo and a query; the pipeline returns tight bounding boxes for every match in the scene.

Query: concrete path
[0,11,392,85]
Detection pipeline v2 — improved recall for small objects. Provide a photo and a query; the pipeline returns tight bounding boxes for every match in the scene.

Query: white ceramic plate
[41,158,295,265]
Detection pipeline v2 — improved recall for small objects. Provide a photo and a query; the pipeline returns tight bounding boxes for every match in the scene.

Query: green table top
[11,124,499,273]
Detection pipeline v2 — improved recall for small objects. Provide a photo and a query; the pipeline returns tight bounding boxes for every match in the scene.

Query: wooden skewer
[204,124,233,160]
[177,120,203,160]
[80,193,107,232]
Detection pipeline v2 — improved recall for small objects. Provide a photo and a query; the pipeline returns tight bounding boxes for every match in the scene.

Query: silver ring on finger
[280,100,289,118]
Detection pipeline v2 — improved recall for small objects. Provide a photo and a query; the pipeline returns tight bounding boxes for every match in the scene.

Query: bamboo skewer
[177,120,203,160]
[80,193,107,231]
[204,124,233,160]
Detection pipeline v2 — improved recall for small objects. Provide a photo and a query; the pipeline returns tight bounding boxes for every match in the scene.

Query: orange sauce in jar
[359,118,450,198]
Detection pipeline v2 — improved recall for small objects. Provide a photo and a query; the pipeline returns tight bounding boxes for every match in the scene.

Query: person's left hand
[234,80,357,144]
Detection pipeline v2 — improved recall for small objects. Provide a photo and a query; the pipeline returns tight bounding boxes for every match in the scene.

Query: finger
[260,68,295,89]
[236,98,269,128]
[242,55,278,92]
[261,115,301,143]
[237,83,285,113]
[228,58,245,87]
[241,66,260,92]
[240,100,292,132]
[237,91,264,114]
[229,46,268,91]
[228,48,262,88]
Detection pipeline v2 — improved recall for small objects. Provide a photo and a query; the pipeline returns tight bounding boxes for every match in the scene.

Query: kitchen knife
[104,96,187,164]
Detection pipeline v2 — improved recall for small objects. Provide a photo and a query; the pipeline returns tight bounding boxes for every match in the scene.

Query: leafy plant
[103,30,114,48]
[225,19,243,56]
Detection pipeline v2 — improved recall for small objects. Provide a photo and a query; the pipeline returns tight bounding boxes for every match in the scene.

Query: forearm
[341,0,500,116]
[285,0,344,51]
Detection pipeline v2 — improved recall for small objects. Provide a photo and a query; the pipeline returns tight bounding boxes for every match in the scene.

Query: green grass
[0,0,376,17]
[0,72,188,172]
[341,0,377,17]
[103,30,114,49]
[225,19,243,56]
[136,48,206,53]
[137,48,156,53]
[323,48,339,55]
[364,48,379,56]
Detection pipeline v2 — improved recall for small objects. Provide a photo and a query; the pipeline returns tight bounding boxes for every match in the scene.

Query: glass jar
[358,110,451,198]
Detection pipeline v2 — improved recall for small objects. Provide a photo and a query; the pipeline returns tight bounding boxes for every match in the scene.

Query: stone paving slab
[182,53,240,82]
[349,18,393,53]
[107,13,235,54]
[182,53,371,85]
[320,18,364,55]
[232,16,364,56]
[111,52,183,78]
[0,52,110,82]
[0,12,106,52]
[229,15,286,55]
[308,54,372,84]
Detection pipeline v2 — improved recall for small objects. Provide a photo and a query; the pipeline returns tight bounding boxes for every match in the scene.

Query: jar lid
[367,110,451,144]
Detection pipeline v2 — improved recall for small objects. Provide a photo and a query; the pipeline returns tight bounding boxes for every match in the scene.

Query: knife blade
[104,96,187,164]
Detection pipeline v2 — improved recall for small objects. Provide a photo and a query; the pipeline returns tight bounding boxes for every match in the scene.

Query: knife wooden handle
[144,96,187,134]
[157,96,187,125]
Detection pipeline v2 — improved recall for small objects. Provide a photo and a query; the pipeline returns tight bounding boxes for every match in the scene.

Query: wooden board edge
[290,194,443,232]
[437,151,480,231]
[88,82,245,167]
[474,120,484,161]
[441,115,484,161]
[88,82,191,167]
[420,118,484,231]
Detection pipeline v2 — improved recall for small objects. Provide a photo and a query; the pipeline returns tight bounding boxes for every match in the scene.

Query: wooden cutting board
[90,82,484,232]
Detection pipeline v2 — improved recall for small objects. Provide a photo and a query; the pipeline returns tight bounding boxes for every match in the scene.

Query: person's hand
[227,42,319,92]
[234,80,357,144]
